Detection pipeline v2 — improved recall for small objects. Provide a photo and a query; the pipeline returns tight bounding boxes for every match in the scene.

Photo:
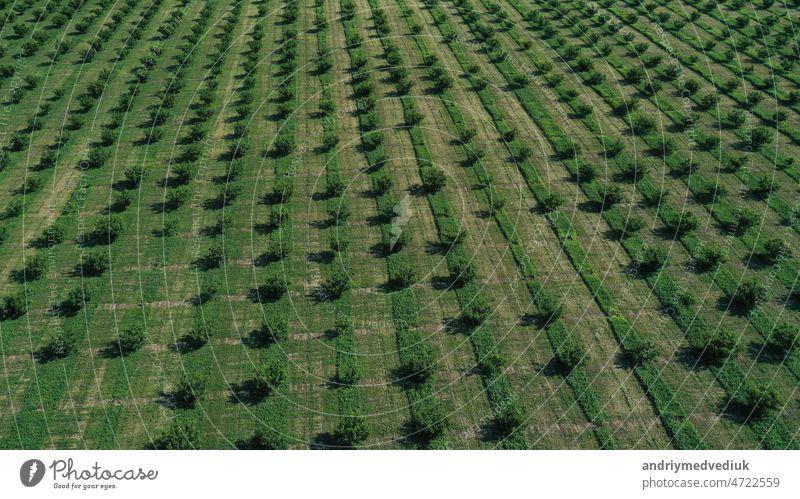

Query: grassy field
[0,0,798,449]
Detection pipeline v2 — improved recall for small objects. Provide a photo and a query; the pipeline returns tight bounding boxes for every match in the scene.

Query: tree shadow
[155,391,177,410]
[228,380,268,406]
[747,341,786,364]
[99,343,126,359]
[34,345,66,364]
[310,432,344,449]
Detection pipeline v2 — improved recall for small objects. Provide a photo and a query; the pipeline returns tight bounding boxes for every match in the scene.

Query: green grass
[0,0,798,449]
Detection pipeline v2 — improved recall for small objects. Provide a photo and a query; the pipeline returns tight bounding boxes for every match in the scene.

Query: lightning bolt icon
[389,194,412,250]
[28,462,37,484]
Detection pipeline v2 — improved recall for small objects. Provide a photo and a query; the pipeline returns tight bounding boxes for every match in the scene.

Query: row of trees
[517,0,798,430]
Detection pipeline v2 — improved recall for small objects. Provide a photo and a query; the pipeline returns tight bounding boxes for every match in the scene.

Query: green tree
[637,246,667,273]
[253,425,288,449]
[1,290,27,320]
[118,324,147,354]
[762,238,789,262]
[253,360,287,394]
[420,166,447,192]
[82,250,109,276]
[732,280,767,311]
[336,414,369,447]
[321,267,349,300]
[259,311,288,345]
[691,328,740,361]
[186,318,217,349]
[46,329,77,360]
[124,165,147,186]
[736,381,781,416]
[259,269,287,301]
[155,417,199,450]
[412,399,448,440]
[174,373,208,408]
[62,285,91,315]
[698,244,727,269]
[23,252,48,280]
[769,323,800,354]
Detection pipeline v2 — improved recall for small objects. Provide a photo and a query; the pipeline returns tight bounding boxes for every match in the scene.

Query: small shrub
[166,186,191,209]
[636,246,667,273]
[124,165,147,186]
[420,166,447,192]
[390,259,416,288]
[112,191,131,212]
[731,280,767,311]
[259,311,289,345]
[173,163,197,185]
[749,175,772,199]
[259,269,287,301]
[749,127,771,150]
[541,191,564,212]
[186,318,217,349]
[697,244,727,269]
[599,183,624,207]
[1,291,27,320]
[118,324,147,354]
[495,401,526,435]
[626,337,657,365]
[326,176,345,198]
[5,199,24,218]
[269,206,290,228]
[82,251,109,276]
[374,172,393,194]
[321,267,349,300]
[253,425,288,449]
[329,230,350,254]
[321,131,339,151]
[735,380,781,416]
[572,163,596,182]
[270,133,295,157]
[666,210,699,236]
[462,297,491,327]
[768,323,800,354]
[450,254,477,286]
[733,208,759,233]
[45,329,77,359]
[402,343,437,382]
[205,240,228,268]
[411,398,448,439]
[336,414,369,447]
[556,336,586,370]
[94,215,125,244]
[23,252,48,280]
[631,115,655,135]
[538,294,563,323]
[253,360,287,394]
[691,328,740,361]
[173,373,208,408]
[197,275,220,304]
[762,238,789,262]
[85,147,109,169]
[156,417,199,449]
[61,286,91,315]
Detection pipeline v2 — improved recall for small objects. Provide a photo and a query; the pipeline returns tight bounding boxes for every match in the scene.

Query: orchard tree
[336,414,369,447]
[118,324,147,354]
[155,417,199,450]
